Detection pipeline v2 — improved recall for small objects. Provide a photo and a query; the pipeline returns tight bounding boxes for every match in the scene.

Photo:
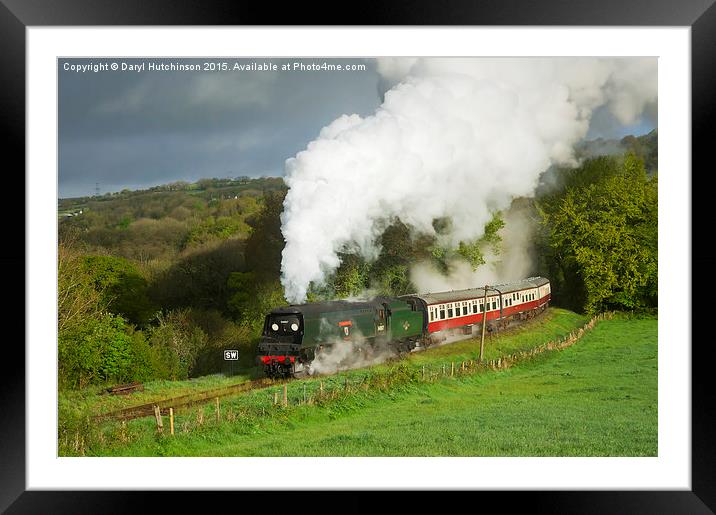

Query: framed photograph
[5,0,713,511]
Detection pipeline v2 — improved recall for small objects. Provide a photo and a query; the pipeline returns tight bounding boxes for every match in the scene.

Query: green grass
[73,313,656,457]
[58,371,256,424]
[60,308,582,419]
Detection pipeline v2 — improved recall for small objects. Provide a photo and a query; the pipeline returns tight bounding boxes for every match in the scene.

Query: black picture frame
[3,0,713,512]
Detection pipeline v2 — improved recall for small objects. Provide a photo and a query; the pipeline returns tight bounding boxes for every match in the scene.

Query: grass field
[68,311,656,457]
[59,308,584,419]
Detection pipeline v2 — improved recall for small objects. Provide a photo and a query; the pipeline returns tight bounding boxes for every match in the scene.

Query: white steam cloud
[280,58,657,303]
[306,321,399,375]
[409,200,537,293]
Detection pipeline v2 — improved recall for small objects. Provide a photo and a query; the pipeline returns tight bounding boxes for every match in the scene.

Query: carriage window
[492,301,497,310]
[448,308,453,317]
[430,311,434,321]
[473,304,477,313]
[440,309,445,319]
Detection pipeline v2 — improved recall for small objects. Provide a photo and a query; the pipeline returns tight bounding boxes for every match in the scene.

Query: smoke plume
[280,58,657,303]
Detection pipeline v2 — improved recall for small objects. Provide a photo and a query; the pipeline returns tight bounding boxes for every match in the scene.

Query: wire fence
[145,311,613,436]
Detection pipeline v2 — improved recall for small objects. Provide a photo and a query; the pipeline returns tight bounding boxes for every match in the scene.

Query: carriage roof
[405,276,549,306]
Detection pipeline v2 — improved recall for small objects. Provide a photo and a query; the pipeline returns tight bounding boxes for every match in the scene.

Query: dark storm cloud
[59,58,382,198]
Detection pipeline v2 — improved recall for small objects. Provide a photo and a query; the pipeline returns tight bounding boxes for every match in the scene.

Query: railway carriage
[257,276,551,378]
[402,276,551,336]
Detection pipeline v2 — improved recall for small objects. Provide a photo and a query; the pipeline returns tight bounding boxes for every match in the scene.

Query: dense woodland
[58,131,658,389]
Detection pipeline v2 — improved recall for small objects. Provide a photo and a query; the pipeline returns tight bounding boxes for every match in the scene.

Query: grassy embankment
[60,309,657,457]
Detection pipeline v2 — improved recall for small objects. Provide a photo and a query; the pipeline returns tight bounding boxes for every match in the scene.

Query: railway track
[96,377,287,422]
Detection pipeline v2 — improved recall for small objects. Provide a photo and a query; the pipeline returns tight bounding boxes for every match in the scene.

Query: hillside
[56,134,657,393]
[59,311,657,457]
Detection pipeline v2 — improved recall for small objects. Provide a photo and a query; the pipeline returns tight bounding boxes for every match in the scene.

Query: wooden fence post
[215,397,220,423]
[153,405,163,433]
[303,384,307,404]
[451,362,454,377]
[283,383,288,407]
[320,381,324,397]
[169,407,174,436]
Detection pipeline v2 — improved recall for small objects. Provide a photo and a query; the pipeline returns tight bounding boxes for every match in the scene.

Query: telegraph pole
[479,284,489,362]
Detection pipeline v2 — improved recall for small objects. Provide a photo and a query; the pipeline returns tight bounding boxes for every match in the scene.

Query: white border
[27,27,690,490]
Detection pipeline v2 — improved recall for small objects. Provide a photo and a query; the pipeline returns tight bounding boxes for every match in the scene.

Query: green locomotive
[256,297,425,378]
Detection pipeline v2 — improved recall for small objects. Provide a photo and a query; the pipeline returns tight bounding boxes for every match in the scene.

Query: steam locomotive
[256,276,551,378]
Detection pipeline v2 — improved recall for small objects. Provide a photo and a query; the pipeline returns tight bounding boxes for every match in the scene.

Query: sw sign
[224,350,239,361]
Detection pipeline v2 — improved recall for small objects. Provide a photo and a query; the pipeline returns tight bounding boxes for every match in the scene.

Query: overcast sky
[58,57,655,199]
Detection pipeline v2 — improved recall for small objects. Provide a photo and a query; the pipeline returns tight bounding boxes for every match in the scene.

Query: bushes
[58,313,148,389]
[147,309,207,380]
[59,243,148,389]
[58,305,254,388]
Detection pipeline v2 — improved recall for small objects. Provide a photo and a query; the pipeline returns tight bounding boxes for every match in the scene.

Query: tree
[227,272,286,334]
[539,154,657,314]
[244,192,286,279]
[58,243,104,335]
[455,213,505,270]
[82,255,157,326]
[332,253,371,297]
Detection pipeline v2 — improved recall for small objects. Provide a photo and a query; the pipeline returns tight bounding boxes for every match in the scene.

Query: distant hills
[575,129,658,173]
[59,130,656,210]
